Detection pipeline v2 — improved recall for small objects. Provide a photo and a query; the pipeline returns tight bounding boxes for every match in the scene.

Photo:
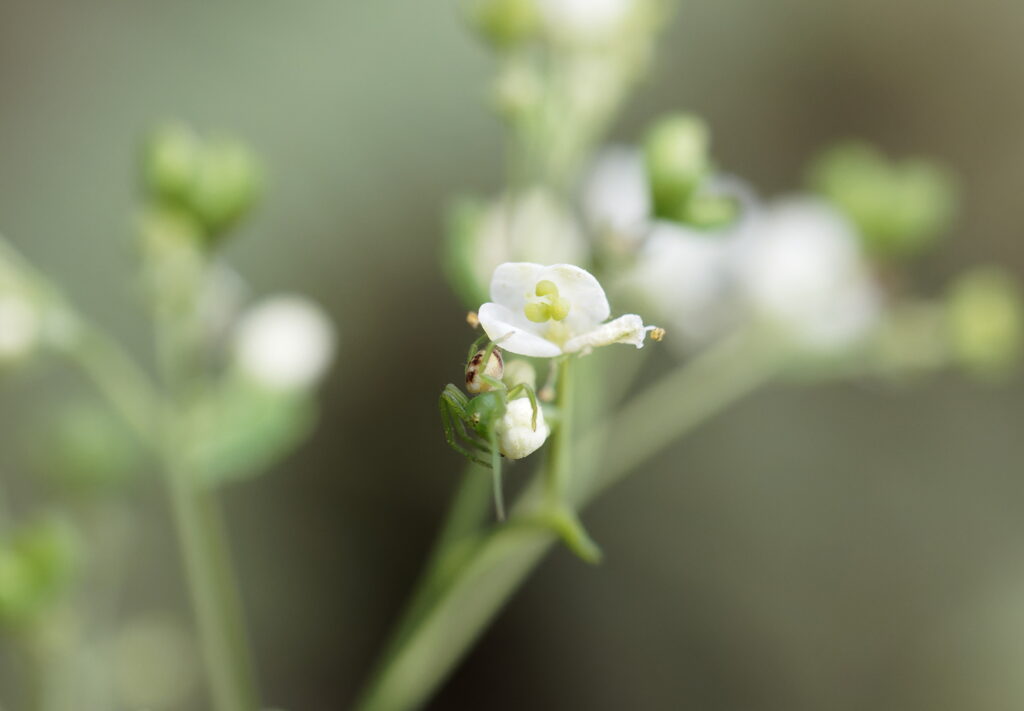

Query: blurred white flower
[470,189,588,289]
[732,198,881,350]
[232,295,336,391]
[495,397,549,459]
[538,0,635,40]
[0,292,40,363]
[478,262,656,357]
[618,175,759,350]
[582,146,650,244]
[622,221,737,347]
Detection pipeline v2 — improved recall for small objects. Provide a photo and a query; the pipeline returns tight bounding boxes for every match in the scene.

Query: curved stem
[355,333,782,711]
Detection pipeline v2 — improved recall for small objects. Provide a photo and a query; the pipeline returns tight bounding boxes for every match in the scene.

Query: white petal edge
[478,302,563,358]
[489,263,547,311]
[563,314,651,354]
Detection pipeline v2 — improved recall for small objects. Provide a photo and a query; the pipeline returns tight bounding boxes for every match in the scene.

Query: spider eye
[465,347,504,394]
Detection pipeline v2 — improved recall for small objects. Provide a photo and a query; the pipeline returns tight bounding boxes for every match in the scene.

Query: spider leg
[506,383,539,431]
[439,386,491,467]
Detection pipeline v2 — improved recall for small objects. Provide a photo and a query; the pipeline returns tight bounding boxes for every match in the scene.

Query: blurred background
[1,1,1023,709]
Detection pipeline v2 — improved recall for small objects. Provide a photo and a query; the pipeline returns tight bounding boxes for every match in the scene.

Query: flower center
[524,280,571,323]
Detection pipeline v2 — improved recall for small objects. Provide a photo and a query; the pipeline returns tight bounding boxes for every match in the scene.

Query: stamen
[535,280,559,297]
[524,302,552,322]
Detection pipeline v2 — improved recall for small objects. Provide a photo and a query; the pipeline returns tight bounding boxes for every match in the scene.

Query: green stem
[152,251,258,711]
[164,455,258,711]
[545,358,572,505]
[354,333,782,711]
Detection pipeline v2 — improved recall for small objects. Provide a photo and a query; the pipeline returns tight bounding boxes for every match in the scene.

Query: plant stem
[545,358,572,505]
[164,451,258,711]
[152,249,258,711]
[354,333,782,711]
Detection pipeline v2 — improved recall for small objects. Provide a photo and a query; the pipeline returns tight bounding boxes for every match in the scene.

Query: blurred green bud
[34,404,141,495]
[143,123,201,202]
[502,359,537,390]
[189,137,261,238]
[0,516,80,627]
[493,59,543,120]
[141,124,261,244]
[18,516,80,599]
[644,114,711,222]
[682,194,739,230]
[809,142,957,259]
[946,267,1024,378]
[466,0,540,48]
[0,548,35,623]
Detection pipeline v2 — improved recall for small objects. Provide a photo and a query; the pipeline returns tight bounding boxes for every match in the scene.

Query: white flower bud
[538,0,636,41]
[495,397,549,460]
[732,198,881,350]
[232,295,336,391]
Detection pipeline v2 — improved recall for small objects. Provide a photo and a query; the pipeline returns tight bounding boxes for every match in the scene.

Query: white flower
[731,198,881,350]
[623,221,736,347]
[478,262,656,357]
[0,292,40,363]
[232,295,336,391]
[470,188,589,296]
[495,397,550,460]
[537,0,636,40]
[581,146,650,244]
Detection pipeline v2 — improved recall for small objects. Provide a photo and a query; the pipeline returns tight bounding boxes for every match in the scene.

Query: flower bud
[189,137,261,238]
[644,114,711,222]
[143,123,200,202]
[502,358,536,390]
[809,141,956,259]
[232,295,337,391]
[466,0,539,48]
[946,267,1023,377]
[495,397,549,459]
[0,548,33,623]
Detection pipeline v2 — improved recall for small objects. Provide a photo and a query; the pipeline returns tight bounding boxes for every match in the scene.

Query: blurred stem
[163,453,258,711]
[153,256,258,711]
[545,358,572,504]
[64,324,160,446]
[354,332,783,711]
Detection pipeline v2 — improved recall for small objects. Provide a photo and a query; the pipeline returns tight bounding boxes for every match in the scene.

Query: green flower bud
[143,123,201,202]
[946,267,1024,378]
[809,141,956,259]
[683,194,739,230]
[189,137,261,238]
[644,114,711,221]
[18,516,80,600]
[467,0,540,49]
[0,548,34,623]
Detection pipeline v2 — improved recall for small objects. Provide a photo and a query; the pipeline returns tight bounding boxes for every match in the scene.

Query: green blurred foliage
[809,141,957,258]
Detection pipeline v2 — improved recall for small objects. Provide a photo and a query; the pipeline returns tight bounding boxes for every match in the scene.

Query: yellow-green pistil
[524,280,571,323]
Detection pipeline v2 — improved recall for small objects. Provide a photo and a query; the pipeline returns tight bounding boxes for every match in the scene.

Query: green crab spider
[438,335,540,520]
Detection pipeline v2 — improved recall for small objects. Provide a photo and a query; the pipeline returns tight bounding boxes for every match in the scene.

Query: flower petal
[478,302,563,358]
[538,264,610,331]
[489,263,547,313]
[563,314,650,354]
